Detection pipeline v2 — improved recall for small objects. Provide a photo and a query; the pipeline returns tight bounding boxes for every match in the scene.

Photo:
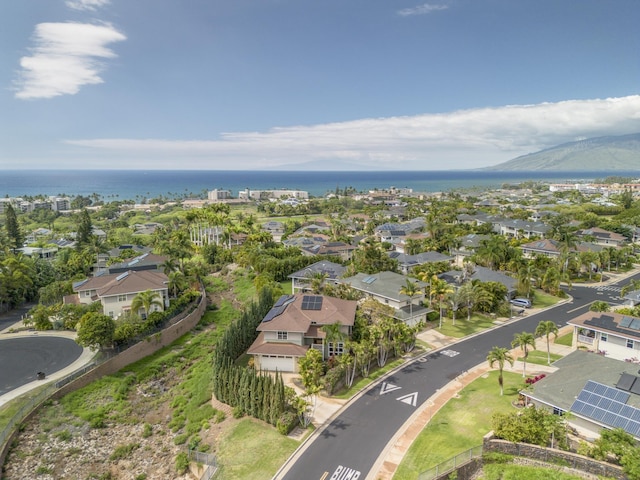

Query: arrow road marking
[380,382,402,395]
[397,392,418,407]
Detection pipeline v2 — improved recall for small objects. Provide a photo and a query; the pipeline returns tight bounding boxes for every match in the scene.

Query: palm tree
[131,290,164,319]
[512,331,536,377]
[535,320,559,365]
[487,346,514,396]
[447,288,465,326]
[321,321,346,358]
[399,279,420,324]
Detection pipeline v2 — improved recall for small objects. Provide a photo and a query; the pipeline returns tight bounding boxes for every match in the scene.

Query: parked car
[510,298,532,308]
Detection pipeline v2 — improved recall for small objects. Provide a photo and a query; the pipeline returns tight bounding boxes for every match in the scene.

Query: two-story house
[68,270,169,319]
[247,294,357,372]
[338,271,430,326]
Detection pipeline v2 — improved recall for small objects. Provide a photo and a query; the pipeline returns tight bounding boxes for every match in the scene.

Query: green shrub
[276,411,299,435]
[142,423,153,438]
[55,430,72,442]
[35,465,53,475]
[232,406,245,419]
[109,443,139,461]
[175,452,190,475]
[174,433,190,445]
[483,451,514,464]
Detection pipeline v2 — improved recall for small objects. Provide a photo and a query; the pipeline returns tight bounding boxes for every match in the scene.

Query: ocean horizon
[1,169,637,202]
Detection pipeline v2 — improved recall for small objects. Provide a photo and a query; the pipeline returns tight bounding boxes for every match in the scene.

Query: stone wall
[1,292,207,468]
[482,434,626,480]
[53,293,207,399]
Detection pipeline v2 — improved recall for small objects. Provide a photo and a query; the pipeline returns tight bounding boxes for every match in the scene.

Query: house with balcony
[388,251,454,275]
[288,261,347,293]
[338,271,430,326]
[247,294,357,372]
[576,227,627,247]
[68,270,169,319]
[568,311,640,362]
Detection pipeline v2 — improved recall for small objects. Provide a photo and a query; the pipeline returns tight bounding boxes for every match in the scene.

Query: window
[328,342,345,357]
[108,311,114,318]
[84,290,91,297]
[628,339,634,349]
[277,331,288,340]
[601,333,608,342]
[117,294,127,302]
[553,407,564,416]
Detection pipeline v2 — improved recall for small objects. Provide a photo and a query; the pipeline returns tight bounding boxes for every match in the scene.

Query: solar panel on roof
[571,380,639,437]
[620,316,634,328]
[617,373,637,392]
[630,319,640,330]
[362,276,377,284]
[631,380,640,397]
[301,295,323,310]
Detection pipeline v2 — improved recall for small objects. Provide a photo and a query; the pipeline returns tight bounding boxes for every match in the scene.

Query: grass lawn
[437,315,496,338]
[479,463,589,480]
[393,371,523,480]
[532,290,563,309]
[215,417,299,480]
[526,349,563,366]
[555,331,573,346]
[333,357,406,400]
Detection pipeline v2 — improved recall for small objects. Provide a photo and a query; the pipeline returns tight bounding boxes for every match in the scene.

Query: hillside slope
[486,133,640,171]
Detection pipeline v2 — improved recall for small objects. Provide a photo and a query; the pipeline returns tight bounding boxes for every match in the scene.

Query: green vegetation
[215,418,299,480]
[393,371,522,480]
[555,331,573,346]
[479,463,589,479]
[526,350,562,366]
[437,315,496,338]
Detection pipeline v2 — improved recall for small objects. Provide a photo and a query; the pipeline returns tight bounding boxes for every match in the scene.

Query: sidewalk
[0,316,96,408]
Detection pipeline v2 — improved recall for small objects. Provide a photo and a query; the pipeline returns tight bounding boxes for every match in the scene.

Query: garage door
[260,355,295,373]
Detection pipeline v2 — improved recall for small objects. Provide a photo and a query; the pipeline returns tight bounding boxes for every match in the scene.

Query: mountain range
[486,133,640,171]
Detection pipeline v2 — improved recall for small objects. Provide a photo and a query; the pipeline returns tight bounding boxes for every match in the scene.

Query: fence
[188,449,218,480]
[418,445,483,480]
[0,288,206,466]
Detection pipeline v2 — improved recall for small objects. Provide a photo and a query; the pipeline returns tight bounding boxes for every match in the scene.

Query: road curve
[0,336,83,396]
[277,271,640,480]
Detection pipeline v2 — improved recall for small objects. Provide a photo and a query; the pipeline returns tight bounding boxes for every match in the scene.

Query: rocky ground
[3,274,240,480]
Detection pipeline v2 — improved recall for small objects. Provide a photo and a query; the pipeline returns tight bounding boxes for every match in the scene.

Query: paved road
[280,272,640,480]
[0,336,83,396]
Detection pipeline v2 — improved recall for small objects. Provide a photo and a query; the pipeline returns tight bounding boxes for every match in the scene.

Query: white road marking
[380,382,402,395]
[329,465,361,480]
[397,392,418,407]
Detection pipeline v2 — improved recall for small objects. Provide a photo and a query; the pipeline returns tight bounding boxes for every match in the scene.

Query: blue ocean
[0,170,637,201]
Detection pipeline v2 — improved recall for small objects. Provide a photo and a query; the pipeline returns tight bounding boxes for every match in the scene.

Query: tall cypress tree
[76,209,93,247]
[4,204,23,252]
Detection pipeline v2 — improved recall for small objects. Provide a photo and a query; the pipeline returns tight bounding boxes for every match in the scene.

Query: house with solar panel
[568,311,640,362]
[338,271,430,326]
[247,294,357,372]
[522,350,640,440]
[66,270,169,319]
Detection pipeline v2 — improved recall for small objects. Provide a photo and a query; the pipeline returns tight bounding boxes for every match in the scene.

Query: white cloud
[64,95,640,170]
[398,3,448,17]
[65,0,110,11]
[15,22,126,100]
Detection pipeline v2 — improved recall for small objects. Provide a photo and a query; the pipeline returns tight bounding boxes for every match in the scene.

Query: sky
[1,0,639,171]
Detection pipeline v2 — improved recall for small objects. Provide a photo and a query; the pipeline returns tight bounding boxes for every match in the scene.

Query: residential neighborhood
[3,176,640,479]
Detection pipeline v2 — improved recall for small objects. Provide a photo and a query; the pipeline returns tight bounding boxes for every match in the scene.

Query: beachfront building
[238,188,309,201]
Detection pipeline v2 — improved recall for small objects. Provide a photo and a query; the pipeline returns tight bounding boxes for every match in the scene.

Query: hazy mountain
[485,133,640,171]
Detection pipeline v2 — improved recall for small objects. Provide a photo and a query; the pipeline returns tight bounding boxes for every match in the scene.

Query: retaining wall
[1,292,207,468]
[483,434,626,480]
